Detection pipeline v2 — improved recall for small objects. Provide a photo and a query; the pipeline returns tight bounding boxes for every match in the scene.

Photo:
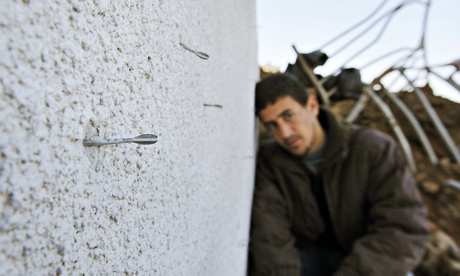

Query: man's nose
[278,123,292,138]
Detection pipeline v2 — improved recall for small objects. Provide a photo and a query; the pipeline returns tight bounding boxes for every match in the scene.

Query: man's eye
[283,113,293,120]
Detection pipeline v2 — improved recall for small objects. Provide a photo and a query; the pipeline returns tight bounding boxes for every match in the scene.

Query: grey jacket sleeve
[334,135,431,276]
[248,154,301,276]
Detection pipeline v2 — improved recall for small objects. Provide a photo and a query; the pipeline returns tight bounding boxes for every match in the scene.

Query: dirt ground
[258,69,460,274]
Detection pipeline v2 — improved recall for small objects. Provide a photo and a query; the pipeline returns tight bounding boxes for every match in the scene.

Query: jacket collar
[318,107,350,169]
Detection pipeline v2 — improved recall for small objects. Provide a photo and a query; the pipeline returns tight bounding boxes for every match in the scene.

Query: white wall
[0,1,257,275]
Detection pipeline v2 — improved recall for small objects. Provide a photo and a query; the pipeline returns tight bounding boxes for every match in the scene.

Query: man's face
[258,95,323,156]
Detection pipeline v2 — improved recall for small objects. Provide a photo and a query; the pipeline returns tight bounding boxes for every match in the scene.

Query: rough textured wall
[0,0,257,275]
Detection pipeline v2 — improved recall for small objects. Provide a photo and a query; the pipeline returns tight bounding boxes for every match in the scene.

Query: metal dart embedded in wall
[203,103,223,108]
[83,134,158,147]
[179,42,209,60]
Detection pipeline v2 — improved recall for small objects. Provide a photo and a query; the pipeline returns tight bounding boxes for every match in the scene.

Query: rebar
[364,86,417,172]
[400,70,460,163]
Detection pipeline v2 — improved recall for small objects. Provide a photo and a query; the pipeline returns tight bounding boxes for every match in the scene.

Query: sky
[256,0,460,103]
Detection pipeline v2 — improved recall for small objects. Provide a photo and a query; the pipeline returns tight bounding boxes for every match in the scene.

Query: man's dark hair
[255,73,308,115]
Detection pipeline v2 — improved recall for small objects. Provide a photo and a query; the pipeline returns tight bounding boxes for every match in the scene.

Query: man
[248,73,430,276]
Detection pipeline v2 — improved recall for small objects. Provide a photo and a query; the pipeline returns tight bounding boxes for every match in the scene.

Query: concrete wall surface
[0,0,257,275]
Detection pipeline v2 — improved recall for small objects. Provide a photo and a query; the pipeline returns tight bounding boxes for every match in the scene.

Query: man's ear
[307,96,320,116]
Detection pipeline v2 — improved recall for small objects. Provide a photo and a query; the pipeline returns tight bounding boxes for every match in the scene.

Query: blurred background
[256,3,460,274]
[257,0,460,103]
